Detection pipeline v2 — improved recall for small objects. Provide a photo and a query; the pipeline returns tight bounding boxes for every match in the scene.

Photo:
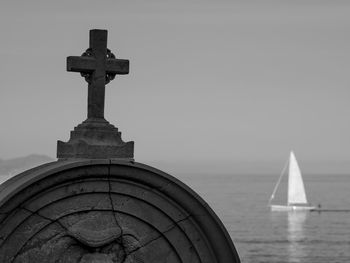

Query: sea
[177,173,350,263]
[1,172,349,262]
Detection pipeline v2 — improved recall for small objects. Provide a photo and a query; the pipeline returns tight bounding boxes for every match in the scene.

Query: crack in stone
[13,206,129,262]
[18,231,63,258]
[3,163,206,263]
[9,167,137,263]
[107,160,127,263]
[127,215,192,256]
[10,207,72,262]
[20,206,70,233]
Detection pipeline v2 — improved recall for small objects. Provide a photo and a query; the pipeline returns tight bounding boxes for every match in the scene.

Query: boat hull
[270,205,315,211]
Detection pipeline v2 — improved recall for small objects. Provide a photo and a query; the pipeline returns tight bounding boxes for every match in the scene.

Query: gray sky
[1,0,350,174]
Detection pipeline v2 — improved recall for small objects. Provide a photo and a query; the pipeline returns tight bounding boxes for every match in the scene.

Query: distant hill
[0,154,54,175]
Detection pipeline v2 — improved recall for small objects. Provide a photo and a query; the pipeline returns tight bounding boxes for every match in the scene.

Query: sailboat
[269,151,315,211]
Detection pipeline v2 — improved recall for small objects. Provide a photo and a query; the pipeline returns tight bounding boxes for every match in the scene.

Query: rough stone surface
[57,29,133,160]
[0,160,240,262]
[57,119,133,159]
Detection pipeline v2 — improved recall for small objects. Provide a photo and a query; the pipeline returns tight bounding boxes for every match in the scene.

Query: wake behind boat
[269,151,315,211]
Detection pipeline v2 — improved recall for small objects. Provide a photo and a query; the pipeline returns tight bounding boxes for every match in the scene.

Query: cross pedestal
[57,29,134,159]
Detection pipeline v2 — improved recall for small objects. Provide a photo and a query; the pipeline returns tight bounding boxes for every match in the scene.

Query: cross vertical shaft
[66,29,129,121]
[88,30,107,119]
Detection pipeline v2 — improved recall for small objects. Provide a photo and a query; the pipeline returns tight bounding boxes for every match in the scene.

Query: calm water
[178,173,350,263]
[1,173,349,262]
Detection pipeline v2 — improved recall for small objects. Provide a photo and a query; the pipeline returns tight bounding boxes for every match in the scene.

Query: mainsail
[288,151,307,205]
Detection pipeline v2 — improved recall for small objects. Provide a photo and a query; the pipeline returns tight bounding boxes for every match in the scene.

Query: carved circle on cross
[80,48,117,84]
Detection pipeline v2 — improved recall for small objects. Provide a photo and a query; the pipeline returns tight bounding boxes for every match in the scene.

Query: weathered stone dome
[0,160,240,262]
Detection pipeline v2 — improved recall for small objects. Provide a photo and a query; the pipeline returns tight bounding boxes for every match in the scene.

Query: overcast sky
[0,0,349,174]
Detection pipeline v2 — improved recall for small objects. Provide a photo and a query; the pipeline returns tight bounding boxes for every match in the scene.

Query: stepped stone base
[57,118,134,159]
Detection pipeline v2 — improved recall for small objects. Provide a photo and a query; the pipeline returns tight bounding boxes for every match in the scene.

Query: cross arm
[67,56,96,73]
[106,59,129,75]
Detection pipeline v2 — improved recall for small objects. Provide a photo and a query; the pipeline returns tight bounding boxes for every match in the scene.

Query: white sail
[288,151,307,205]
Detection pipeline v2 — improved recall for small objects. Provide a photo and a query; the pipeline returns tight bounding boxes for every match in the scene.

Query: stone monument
[0,29,240,262]
[57,29,133,159]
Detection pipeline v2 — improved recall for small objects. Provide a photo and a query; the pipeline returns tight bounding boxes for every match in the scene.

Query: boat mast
[268,157,289,205]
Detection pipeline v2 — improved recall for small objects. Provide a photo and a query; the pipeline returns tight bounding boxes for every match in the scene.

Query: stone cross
[67,29,129,120]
